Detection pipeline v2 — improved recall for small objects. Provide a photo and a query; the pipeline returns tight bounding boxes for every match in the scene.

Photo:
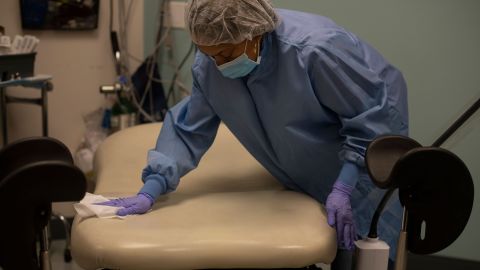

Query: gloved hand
[326,181,357,250]
[96,193,154,216]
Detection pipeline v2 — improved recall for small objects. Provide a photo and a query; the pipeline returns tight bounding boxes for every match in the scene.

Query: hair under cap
[185,0,279,46]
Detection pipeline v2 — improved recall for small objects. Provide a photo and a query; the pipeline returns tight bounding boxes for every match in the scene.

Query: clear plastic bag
[74,108,108,174]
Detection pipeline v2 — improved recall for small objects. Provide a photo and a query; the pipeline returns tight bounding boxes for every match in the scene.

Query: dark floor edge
[408,253,480,270]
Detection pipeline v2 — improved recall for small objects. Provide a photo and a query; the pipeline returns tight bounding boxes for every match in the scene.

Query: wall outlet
[167,1,187,29]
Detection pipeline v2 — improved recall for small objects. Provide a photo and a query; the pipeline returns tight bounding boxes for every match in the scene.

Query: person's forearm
[139,175,167,200]
[336,161,360,187]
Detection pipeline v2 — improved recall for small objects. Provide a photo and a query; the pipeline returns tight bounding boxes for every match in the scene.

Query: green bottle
[110,93,136,132]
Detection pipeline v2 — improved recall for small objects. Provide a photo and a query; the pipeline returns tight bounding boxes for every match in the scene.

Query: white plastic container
[353,237,389,270]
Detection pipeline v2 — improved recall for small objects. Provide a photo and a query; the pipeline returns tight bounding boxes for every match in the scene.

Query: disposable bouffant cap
[185,0,279,46]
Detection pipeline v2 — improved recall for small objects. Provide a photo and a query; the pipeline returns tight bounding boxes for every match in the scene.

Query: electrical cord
[109,0,113,32]
[138,0,165,106]
[368,188,395,238]
[166,42,195,105]
[143,0,166,116]
[145,0,195,108]
[140,0,169,117]
[110,0,193,122]
[109,0,156,122]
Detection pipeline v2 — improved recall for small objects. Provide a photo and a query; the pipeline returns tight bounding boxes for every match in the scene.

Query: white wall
[0,0,144,152]
[0,0,144,216]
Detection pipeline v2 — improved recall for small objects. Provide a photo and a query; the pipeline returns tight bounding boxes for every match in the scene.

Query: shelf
[0,53,36,80]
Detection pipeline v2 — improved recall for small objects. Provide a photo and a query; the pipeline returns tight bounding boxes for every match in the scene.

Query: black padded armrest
[0,137,86,270]
[0,136,73,182]
[0,161,86,203]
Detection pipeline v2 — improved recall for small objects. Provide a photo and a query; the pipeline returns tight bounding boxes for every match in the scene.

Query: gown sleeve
[139,70,221,199]
[307,34,408,171]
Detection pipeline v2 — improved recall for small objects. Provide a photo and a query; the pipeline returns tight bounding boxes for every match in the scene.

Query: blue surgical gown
[140,9,408,260]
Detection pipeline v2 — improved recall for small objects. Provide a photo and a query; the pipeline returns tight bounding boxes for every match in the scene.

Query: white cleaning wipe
[74,192,124,219]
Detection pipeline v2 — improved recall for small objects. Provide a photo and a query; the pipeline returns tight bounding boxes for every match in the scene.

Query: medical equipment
[98,0,126,96]
[100,0,190,125]
[0,50,78,264]
[100,0,180,126]
[354,96,479,270]
[71,123,337,269]
[0,137,86,270]
[99,1,141,132]
[0,51,48,144]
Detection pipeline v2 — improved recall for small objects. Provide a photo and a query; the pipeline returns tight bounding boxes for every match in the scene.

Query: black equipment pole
[432,97,480,147]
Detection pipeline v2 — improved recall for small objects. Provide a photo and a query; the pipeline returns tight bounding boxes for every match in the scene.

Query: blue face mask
[216,40,261,79]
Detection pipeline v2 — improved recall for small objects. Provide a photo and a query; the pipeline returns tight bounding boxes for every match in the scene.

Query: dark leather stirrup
[395,147,474,254]
[365,135,422,189]
[0,137,86,270]
[365,135,474,255]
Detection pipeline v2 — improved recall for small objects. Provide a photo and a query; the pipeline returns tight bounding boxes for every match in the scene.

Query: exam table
[71,123,337,270]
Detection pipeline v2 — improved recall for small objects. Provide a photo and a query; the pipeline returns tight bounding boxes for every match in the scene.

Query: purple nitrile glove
[326,181,358,250]
[96,193,155,216]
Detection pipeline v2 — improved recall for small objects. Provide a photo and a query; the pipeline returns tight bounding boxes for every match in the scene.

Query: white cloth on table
[74,192,124,219]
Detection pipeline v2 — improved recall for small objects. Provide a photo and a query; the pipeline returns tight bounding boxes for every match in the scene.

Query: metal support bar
[1,87,6,146]
[39,225,52,270]
[41,85,48,137]
[433,97,480,147]
[0,82,51,144]
[5,95,43,105]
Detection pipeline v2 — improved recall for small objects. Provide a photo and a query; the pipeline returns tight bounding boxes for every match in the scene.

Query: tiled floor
[0,240,84,270]
[50,240,84,270]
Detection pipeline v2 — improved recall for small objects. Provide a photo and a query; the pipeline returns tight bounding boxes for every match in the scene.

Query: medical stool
[0,137,86,270]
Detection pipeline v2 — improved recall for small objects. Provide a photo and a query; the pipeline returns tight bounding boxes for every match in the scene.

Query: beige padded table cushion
[71,123,336,270]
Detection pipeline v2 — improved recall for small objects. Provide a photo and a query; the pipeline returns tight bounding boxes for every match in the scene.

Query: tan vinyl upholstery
[71,123,336,270]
